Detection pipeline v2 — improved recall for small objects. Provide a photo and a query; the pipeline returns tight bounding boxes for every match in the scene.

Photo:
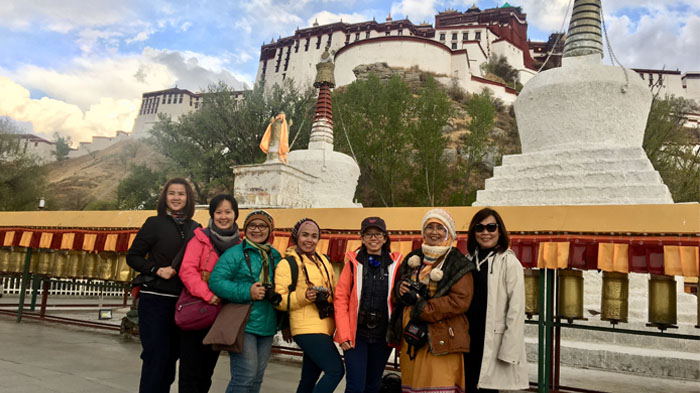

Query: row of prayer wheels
[0,247,134,283]
[523,268,697,330]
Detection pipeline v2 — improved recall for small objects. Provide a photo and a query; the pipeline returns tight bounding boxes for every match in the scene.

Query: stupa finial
[563,0,604,58]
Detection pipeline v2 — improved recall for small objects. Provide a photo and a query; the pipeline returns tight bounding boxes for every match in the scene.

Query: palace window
[386,30,390,36]
[316,36,321,49]
[439,33,445,40]
[658,75,664,86]
[355,32,360,41]
[345,34,350,44]
[452,33,457,40]
[463,32,468,40]
[295,41,299,53]
[648,74,653,86]
[451,42,457,49]
[475,31,481,40]
[179,94,183,104]
[366,31,370,39]
[398,29,403,36]
[305,38,310,51]
[162,96,166,104]
[167,95,171,104]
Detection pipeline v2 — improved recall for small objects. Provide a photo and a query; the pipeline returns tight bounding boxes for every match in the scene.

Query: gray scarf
[208,218,240,255]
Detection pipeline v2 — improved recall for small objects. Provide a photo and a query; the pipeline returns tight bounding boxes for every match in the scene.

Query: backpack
[276,256,298,330]
[276,253,331,330]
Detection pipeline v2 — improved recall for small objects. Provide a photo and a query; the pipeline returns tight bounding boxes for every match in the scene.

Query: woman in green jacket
[209,210,282,393]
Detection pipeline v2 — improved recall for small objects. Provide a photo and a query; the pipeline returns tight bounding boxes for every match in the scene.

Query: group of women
[127,178,528,393]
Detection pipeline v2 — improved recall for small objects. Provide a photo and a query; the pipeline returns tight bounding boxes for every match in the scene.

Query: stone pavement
[0,315,698,393]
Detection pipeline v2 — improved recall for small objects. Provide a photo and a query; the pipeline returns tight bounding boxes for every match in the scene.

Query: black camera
[312,286,334,319]
[400,280,430,306]
[358,311,381,329]
[262,283,282,306]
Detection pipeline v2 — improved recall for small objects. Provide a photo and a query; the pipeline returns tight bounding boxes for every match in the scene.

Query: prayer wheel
[52,251,69,278]
[98,252,118,281]
[648,274,677,328]
[0,248,11,273]
[557,269,584,321]
[600,271,629,324]
[36,251,54,276]
[65,251,84,279]
[115,254,132,283]
[9,247,26,273]
[524,268,540,318]
[83,252,99,279]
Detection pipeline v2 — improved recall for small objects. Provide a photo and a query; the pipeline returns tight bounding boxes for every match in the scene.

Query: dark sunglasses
[474,223,498,233]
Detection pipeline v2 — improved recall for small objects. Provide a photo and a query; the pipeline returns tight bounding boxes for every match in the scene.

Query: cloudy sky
[1,0,698,144]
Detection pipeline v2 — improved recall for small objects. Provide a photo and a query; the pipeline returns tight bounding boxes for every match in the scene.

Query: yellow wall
[0,204,698,234]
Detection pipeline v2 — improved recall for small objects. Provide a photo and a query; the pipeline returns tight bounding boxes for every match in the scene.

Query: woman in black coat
[127,178,199,393]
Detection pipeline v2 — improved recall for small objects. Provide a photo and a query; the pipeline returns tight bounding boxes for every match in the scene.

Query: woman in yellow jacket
[274,218,344,393]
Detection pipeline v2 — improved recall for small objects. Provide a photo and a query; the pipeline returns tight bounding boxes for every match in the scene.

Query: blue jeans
[226,333,274,393]
[343,336,392,393]
[294,334,345,393]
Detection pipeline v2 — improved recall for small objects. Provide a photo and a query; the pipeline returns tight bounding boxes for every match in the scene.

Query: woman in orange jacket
[334,217,403,393]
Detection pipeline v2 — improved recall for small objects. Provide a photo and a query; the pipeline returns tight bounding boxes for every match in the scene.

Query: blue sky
[0,0,698,143]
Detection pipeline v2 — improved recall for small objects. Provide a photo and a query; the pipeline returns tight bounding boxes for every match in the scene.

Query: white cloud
[390,0,437,23]
[308,11,369,26]
[0,76,139,144]
[0,1,136,33]
[604,13,700,71]
[180,21,192,32]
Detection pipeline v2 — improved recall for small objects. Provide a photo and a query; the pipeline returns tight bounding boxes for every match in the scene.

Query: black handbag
[403,319,428,360]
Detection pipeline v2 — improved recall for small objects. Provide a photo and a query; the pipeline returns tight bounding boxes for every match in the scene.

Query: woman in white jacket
[464,208,528,392]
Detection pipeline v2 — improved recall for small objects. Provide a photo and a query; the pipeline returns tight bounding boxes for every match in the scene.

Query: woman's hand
[156,266,176,280]
[208,295,221,305]
[340,341,353,351]
[305,287,318,302]
[249,282,266,301]
[398,280,411,296]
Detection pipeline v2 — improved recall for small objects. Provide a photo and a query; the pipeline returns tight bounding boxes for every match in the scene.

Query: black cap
[361,217,386,234]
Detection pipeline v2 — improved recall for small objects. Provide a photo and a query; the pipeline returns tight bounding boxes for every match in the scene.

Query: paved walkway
[0,314,698,393]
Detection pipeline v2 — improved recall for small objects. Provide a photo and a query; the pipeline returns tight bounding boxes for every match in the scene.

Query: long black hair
[466,207,510,254]
[156,178,195,219]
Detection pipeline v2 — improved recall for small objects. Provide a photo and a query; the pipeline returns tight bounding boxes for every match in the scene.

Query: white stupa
[233,50,360,208]
[475,0,673,206]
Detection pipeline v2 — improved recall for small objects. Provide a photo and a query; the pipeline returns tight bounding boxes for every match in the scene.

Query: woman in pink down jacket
[178,194,241,393]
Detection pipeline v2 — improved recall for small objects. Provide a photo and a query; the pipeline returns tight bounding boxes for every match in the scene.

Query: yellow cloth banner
[663,246,699,278]
[597,243,629,273]
[60,233,75,250]
[272,236,290,257]
[537,242,569,269]
[19,232,33,247]
[391,241,413,260]
[345,240,363,255]
[259,113,290,162]
[82,234,97,251]
[3,231,14,246]
[103,234,119,252]
[128,233,137,248]
[316,239,330,255]
[39,232,53,248]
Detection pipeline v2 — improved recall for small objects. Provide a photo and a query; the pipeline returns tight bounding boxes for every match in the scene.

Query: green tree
[0,118,46,210]
[52,132,72,161]
[408,76,454,206]
[480,54,521,89]
[117,164,167,209]
[333,74,414,206]
[643,94,700,202]
[460,90,496,204]
[149,80,315,203]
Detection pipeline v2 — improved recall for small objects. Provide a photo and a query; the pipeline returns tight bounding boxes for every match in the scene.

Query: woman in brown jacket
[388,209,475,393]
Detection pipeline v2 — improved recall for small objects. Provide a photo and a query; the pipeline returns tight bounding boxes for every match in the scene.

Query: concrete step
[484,170,663,189]
[476,184,672,205]
[493,157,653,176]
[524,337,700,380]
[500,147,648,166]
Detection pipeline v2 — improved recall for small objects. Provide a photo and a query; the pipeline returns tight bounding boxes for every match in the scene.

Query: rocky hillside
[44,139,166,210]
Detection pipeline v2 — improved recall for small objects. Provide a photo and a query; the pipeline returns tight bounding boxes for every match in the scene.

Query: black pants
[179,327,220,393]
[464,347,498,393]
[138,293,180,393]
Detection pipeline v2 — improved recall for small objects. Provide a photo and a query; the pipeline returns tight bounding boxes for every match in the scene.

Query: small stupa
[476,0,673,205]
[233,49,361,208]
